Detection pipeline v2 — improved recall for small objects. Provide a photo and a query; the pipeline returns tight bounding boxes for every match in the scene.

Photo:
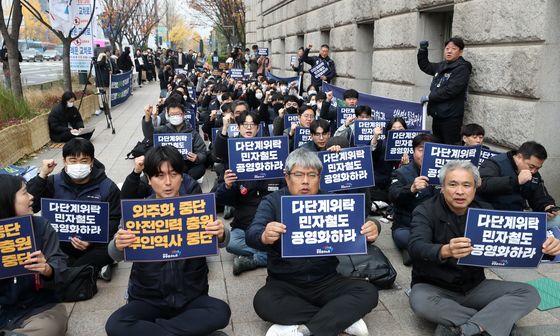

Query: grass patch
[0,85,37,129]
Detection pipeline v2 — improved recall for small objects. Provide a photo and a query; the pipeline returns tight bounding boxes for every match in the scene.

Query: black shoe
[99,264,113,281]
[223,206,234,220]
[232,256,258,276]
[434,325,462,336]
[401,249,412,266]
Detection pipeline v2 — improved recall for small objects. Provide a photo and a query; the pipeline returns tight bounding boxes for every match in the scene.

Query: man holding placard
[27,138,121,281]
[302,44,336,90]
[408,160,560,336]
[247,148,378,336]
[105,146,231,336]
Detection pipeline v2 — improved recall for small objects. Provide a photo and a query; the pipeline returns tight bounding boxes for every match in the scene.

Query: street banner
[281,194,367,258]
[122,194,218,262]
[153,133,193,160]
[228,136,289,181]
[323,82,424,129]
[458,209,546,268]
[319,147,375,192]
[384,130,431,161]
[294,127,311,148]
[0,215,37,279]
[354,120,388,146]
[41,199,109,243]
[420,143,480,185]
[69,0,95,71]
[110,70,133,107]
[336,107,355,128]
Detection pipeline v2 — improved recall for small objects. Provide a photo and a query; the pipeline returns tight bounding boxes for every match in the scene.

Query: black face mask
[273,103,283,112]
[285,106,298,115]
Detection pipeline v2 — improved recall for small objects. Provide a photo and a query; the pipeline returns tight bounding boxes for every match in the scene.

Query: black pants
[105,295,230,336]
[61,242,113,273]
[185,162,207,181]
[432,116,463,145]
[253,275,378,336]
[137,69,143,86]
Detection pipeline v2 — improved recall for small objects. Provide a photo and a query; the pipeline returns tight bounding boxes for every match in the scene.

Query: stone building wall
[245,0,560,199]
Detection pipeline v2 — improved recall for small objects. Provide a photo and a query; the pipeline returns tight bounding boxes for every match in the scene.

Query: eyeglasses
[241,123,257,129]
[288,172,319,179]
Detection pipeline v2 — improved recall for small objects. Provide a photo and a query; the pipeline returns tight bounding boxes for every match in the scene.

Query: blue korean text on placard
[319,147,375,192]
[0,215,37,279]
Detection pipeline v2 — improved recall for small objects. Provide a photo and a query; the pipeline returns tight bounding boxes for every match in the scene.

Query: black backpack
[337,244,397,289]
[58,265,98,302]
[125,138,153,159]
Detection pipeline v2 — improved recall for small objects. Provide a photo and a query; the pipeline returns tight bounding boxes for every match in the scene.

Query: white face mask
[262,85,268,91]
[67,102,74,108]
[309,101,317,106]
[217,95,223,103]
[169,115,184,126]
[308,90,317,96]
[255,92,263,100]
[66,164,91,180]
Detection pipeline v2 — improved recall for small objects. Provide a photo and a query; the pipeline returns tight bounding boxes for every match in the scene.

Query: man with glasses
[284,106,316,151]
[301,119,331,152]
[478,141,558,227]
[246,148,379,336]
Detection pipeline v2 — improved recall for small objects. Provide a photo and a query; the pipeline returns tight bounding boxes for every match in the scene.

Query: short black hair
[63,137,95,159]
[222,92,232,101]
[271,92,284,102]
[518,141,547,161]
[326,136,349,148]
[298,105,314,116]
[412,133,439,150]
[216,84,228,93]
[284,95,300,105]
[354,105,371,118]
[166,102,185,113]
[316,91,327,101]
[320,44,330,50]
[220,102,232,113]
[143,145,185,179]
[310,119,330,134]
[461,123,485,137]
[0,175,26,219]
[61,91,77,106]
[343,89,359,100]
[236,111,260,126]
[445,36,465,50]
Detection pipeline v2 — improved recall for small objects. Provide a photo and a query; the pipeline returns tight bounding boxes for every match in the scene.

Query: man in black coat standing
[117,46,134,73]
[418,36,472,145]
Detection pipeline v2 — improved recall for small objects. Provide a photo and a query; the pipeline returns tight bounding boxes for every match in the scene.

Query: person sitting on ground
[105,146,231,336]
[461,123,487,147]
[284,106,316,151]
[27,138,121,281]
[301,119,331,152]
[48,91,94,143]
[320,89,359,134]
[388,134,439,266]
[0,175,68,336]
[246,148,379,336]
[143,102,208,181]
[478,141,559,228]
[333,105,372,145]
[408,160,560,336]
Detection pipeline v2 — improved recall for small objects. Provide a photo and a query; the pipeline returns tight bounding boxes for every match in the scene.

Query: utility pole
[154,0,159,47]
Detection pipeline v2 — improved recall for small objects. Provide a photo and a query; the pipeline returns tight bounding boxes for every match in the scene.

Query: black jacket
[417,49,472,120]
[302,48,337,87]
[94,57,111,88]
[372,140,399,190]
[0,216,67,330]
[478,151,555,212]
[246,187,339,285]
[388,163,436,231]
[117,52,134,72]
[408,194,489,293]
[47,103,85,142]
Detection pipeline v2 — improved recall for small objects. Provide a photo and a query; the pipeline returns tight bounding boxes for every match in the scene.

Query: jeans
[392,227,410,250]
[226,228,267,266]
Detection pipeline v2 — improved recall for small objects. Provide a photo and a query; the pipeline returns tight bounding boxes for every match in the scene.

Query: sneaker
[233,256,258,275]
[94,109,102,116]
[344,319,368,336]
[434,324,462,336]
[265,324,304,336]
[401,249,412,266]
[99,264,113,281]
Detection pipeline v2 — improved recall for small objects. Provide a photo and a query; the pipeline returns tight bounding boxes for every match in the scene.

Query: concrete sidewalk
[23,81,560,336]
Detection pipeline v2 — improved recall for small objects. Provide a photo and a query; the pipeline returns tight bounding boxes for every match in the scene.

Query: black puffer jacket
[417,48,472,120]
[47,103,85,142]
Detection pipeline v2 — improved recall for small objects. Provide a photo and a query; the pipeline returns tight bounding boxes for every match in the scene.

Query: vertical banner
[41,199,110,243]
[153,133,193,159]
[420,143,480,185]
[228,136,290,181]
[281,194,367,258]
[384,130,431,161]
[69,0,95,71]
[458,209,547,268]
[294,127,311,148]
[0,216,37,279]
[318,147,375,192]
[122,194,218,262]
[110,70,133,107]
[336,107,356,128]
[354,120,387,146]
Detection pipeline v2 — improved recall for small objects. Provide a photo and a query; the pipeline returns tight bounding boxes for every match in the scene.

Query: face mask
[217,95,223,103]
[273,103,283,111]
[262,85,268,91]
[67,102,74,108]
[255,92,263,100]
[66,164,91,180]
[308,90,317,96]
[169,115,184,126]
[285,106,298,115]
[309,101,317,107]
[280,86,287,92]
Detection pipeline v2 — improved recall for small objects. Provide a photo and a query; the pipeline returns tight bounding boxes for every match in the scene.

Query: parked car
[43,49,62,61]
[22,49,43,62]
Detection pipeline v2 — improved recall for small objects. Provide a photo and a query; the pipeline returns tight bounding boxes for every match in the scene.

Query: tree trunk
[62,38,72,92]
[6,39,23,97]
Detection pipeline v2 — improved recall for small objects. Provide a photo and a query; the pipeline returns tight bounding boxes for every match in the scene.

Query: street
[0,60,63,86]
